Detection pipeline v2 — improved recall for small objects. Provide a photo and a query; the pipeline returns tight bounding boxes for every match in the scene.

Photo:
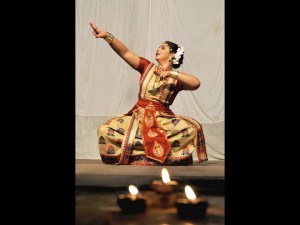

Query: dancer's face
[155,42,174,61]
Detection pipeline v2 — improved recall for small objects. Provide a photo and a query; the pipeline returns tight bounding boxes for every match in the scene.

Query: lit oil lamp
[117,185,147,214]
[150,168,179,194]
[176,185,209,220]
[149,168,179,208]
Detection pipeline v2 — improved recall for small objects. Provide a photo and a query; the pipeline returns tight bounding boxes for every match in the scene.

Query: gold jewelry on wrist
[104,32,114,44]
[170,71,179,79]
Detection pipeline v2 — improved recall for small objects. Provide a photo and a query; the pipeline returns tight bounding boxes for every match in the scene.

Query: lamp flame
[161,168,171,183]
[128,185,139,195]
[184,185,197,200]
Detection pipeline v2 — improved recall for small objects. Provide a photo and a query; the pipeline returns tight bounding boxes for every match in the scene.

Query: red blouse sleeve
[167,79,183,105]
[136,57,151,74]
[175,79,184,91]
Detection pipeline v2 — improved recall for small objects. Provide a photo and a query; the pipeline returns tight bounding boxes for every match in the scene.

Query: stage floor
[76,159,224,187]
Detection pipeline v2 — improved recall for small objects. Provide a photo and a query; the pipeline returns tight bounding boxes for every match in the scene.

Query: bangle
[105,32,114,44]
[170,71,179,79]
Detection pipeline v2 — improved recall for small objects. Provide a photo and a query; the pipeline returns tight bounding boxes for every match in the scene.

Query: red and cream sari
[98,57,207,165]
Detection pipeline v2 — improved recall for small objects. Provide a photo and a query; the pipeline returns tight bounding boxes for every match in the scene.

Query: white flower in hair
[172,46,184,65]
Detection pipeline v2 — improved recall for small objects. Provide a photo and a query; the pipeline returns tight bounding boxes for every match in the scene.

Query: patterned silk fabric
[97,57,207,165]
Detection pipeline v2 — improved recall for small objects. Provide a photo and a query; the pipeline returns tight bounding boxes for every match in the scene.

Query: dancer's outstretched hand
[89,22,107,38]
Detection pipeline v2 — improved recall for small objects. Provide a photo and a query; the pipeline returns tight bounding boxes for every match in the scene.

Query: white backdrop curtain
[76,0,224,160]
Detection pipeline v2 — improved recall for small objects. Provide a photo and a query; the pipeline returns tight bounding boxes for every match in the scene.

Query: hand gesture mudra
[154,65,173,80]
[89,22,107,38]
[158,71,172,80]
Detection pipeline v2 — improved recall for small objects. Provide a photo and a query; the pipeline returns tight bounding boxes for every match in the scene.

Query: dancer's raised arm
[89,22,140,70]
